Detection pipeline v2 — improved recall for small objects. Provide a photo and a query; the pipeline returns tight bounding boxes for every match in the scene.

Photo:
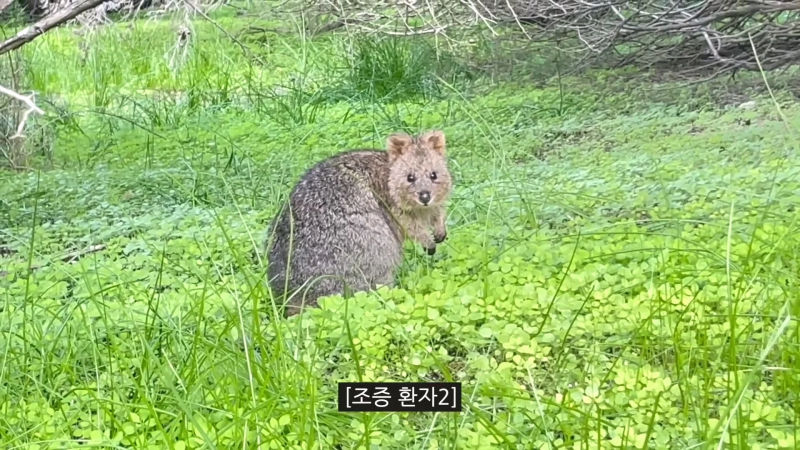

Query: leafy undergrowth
[2,9,800,450]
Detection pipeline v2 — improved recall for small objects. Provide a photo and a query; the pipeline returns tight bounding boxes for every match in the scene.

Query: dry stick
[626,3,800,33]
[0,84,44,135]
[60,244,107,263]
[0,0,114,56]
[0,83,44,169]
[0,0,14,14]
[0,244,107,278]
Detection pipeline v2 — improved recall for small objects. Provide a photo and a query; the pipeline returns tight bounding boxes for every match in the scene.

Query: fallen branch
[0,0,13,14]
[294,0,800,77]
[0,83,45,138]
[0,0,113,56]
[62,244,106,263]
[0,244,107,278]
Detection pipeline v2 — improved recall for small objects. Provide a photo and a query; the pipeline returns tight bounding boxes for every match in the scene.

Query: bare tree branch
[0,0,113,56]
[293,0,800,77]
[0,244,107,278]
[0,0,14,14]
[0,82,43,141]
[0,84,43,116]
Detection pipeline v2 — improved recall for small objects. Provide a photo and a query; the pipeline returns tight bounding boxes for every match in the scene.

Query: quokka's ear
[420,130,446,156]
[387,133,413,162]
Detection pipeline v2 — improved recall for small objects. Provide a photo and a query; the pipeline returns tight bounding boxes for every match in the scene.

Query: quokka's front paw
[433,230,447,244]
[426,245,436,255]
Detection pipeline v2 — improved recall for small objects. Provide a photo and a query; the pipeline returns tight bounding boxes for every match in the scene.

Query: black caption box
[338,382,462,412]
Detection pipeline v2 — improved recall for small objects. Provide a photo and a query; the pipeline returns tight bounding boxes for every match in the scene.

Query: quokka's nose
[418,191,431,205]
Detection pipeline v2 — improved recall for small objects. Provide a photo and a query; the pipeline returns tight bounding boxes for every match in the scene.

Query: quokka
[266,130,453,316]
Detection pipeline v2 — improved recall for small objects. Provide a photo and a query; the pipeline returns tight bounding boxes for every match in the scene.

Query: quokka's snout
[418,190,431,205]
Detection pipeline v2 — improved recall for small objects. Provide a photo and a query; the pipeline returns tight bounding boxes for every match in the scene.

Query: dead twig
[290,0,800,77]
[0,82,44,169]
[61,244,106,263]
[0,84,44,137]
[0,244,107,278]
[0,0,114,56]
[0,0,14,14]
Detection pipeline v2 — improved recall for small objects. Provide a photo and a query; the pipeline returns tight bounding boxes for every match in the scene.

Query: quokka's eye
[407,173,416,183]
[430,171,437,181]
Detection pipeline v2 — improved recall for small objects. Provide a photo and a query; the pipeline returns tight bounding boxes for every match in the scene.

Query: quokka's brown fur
[266,130,452,316]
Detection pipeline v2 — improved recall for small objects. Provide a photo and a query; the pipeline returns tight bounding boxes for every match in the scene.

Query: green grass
[1,4,799,449]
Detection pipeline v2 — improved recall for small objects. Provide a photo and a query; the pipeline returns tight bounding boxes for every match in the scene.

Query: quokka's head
[386,130,452,211]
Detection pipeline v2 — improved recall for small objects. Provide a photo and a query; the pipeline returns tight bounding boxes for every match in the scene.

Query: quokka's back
[266,130,452,316]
